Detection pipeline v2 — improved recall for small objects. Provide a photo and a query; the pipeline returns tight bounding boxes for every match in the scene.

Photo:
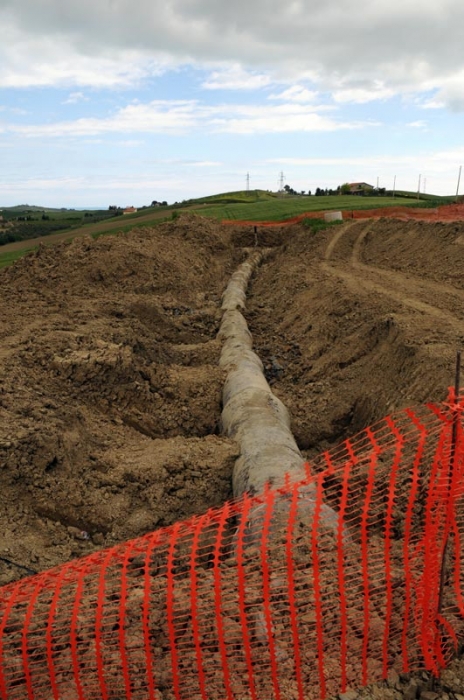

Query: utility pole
[392,175,396,198]
[456,166,462,201]
[278,171,285,192]
[246,172,250,192]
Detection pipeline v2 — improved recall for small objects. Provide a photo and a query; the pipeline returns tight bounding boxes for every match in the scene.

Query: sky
[1,0,464,207]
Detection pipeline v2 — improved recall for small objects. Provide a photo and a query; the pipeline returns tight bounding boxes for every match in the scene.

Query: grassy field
[191,194,423,222]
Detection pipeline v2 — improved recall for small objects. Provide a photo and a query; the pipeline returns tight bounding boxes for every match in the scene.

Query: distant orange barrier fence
[1,393,463,699]
[221,202,464,227]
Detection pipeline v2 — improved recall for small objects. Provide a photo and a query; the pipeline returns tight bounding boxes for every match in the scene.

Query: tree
[340,183,351,195]
[283,184,298,195]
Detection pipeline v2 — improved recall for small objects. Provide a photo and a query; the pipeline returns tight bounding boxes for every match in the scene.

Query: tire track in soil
[323,222,464,334]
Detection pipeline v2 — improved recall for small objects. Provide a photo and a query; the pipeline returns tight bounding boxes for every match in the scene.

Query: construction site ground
[1,212,464,698]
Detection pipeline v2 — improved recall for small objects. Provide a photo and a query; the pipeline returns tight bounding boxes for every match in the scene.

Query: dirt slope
[246,219,463,459]
[0,216,243,584]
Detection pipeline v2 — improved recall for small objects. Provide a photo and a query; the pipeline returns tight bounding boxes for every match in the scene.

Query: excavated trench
[1,214,464,698]
[0,215,463,584]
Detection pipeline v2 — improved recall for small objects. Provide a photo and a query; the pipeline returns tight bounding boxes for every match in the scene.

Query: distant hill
[175,189,278,206]
[1,205,66,212]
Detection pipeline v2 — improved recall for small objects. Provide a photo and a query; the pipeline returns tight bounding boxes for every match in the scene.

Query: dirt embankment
[245,218,464,459]
[0,216,245,584]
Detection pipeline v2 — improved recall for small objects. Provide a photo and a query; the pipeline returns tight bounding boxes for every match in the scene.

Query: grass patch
[0,248,36,268]
[302,218,344,234]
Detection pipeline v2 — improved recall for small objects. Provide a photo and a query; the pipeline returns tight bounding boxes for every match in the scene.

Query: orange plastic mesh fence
[1,394,464,700]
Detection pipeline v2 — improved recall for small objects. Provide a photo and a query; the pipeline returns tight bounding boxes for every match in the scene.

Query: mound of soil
[0,216,241,585]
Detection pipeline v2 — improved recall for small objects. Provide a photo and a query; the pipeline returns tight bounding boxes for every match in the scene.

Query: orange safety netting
[0,393,463,700]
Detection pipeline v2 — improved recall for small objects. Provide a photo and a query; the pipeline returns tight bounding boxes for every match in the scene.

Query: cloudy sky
[1,0,464,207]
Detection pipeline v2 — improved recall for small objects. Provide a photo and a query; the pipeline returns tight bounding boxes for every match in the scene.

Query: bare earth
[1,213,464,698]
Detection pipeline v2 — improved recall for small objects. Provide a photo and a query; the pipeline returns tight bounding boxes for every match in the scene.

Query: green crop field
[189,194,426,222]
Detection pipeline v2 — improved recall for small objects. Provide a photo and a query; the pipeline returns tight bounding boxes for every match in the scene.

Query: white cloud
[0,21,171,88]
[421,98,446,110]
[433,71,464,112]
[0,105,27,115]
[117,139,144,147]
[211,103,376,134]
[407,120,427,129]
[202,65,271,90]
[0,1,463,108]
[63,92,89,104]
[332,82,396,104]
[12,101,200,136]
[268,86,319,103]
[3,99,376,137]
[185,161,222,167]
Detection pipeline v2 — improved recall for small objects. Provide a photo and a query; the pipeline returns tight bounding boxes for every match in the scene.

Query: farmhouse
[348,182,374,195]
[123,206,137,215]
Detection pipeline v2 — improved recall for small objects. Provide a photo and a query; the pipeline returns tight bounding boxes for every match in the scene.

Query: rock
[339,692,358,700]
[67,526,90,541]
[387,668,400,689]
[420,692,439,700]
[403,681,420,700]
